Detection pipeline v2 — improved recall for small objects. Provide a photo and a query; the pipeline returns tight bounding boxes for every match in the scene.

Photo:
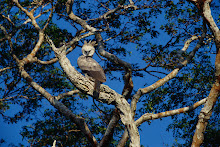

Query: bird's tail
[94,80,101,93]
[93,80,101,98]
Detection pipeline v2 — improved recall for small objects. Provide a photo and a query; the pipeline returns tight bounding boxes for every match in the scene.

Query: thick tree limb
[117,97,207,147]
[47,36,140,147]
[116,22,206,147]
[190,0,220,146]
[1,5,98,145]
[65,2,135,145]
[192,83,219,147]
[12,50,98,146]
[18,67,98,146]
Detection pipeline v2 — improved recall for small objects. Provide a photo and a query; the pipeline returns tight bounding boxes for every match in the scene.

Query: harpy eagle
[77,40,106,92]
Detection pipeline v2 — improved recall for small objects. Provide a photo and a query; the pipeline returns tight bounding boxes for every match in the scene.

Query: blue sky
[1,1,218,146]
[0,16,178,147]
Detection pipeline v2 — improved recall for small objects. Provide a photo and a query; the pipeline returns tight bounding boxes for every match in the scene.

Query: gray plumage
[77,40,106,92]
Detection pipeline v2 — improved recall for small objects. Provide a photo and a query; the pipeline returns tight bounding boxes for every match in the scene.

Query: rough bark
[47,37,140,147]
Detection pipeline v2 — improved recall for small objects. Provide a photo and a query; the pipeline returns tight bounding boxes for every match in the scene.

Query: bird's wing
[77,56,106,82]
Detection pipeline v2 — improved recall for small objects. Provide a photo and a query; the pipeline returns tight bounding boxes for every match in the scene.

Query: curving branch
[135,98,207,126]
[18,66,98,146]
[130,26,206,119]
[0,67,11,73]
[13,0,41,31]
[55,90,80,100]
[66,0,97,32]
[117,97,207,147]
[188,0,220,146]
[116,21,207,147]
[13,0,45,59]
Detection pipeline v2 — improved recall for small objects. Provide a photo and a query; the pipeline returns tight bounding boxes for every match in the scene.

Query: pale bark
[4,0,218,146]
[186,0,220,146]
[136,98,207,126]
[131,29,206,118]
[47,37,140,147]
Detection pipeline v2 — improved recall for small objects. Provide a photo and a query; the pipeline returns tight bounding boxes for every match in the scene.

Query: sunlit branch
[129,0,134,5]
[131,22,206,119]
[181,35,199,52]
[188,1,220,146]
[13,0,45,59]
[55,90,80,100]
[136,98,207,126]
[0,67,11,73]
[23,8,52,25]
[36,58,58,65]
[13,0,41,31]
[66,0,97,32]
[0,13,15,26]
[117,97,207,146]
[52,140,56,147]
[17,55,98,146]
[203,1,220,36]
[47,34,140,147]
[30,0,44,14]
[42,6,54,31]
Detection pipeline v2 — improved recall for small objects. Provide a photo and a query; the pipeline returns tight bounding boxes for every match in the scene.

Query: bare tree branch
[17,55,98,146]
[1,4,98,145]
[130,26,206,119]
[13,0,41,31]
[117,97,207,146]
[66,0,97,32]
[0,67,11,73]
[136,98,207,126]
[98,109,120,147]
[189,0,220,146]
[0,13,15,26]
[55,90,80,100]
[13,0,45,59]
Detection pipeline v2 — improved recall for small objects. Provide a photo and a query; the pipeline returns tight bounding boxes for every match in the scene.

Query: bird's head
[82,40,96,57]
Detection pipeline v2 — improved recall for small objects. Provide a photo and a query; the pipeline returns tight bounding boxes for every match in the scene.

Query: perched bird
[77,40,106,92]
